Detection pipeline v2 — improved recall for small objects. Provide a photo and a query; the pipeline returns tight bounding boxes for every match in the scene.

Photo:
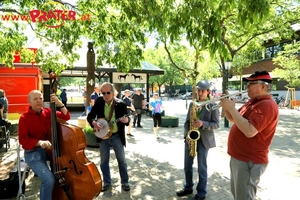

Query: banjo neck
[108,112,133,125]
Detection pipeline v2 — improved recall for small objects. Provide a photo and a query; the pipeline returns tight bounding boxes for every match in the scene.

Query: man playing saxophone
[176,80,220,200]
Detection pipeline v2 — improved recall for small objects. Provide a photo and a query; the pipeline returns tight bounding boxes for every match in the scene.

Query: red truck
[0,49,43,119]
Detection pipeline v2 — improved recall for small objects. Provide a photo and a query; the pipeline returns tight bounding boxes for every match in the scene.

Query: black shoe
[137,125,143,128]
[122,184,130,191]
[127,133,134,137]
[192,194,206,200]
[102,184,111,192]
[133,124,136,128]
[176,189,193,196]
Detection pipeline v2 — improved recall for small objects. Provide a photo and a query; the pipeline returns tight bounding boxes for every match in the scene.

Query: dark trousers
[133,110,142,126]
[152,113,162,127]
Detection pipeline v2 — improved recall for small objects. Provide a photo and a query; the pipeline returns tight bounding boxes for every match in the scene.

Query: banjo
[93,111,137,139]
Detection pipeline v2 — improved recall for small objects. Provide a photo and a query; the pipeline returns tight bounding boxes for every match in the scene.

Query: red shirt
[18,107,71,150]
[228,95,278,164]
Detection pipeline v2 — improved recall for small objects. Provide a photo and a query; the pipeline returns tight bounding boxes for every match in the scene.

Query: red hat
[242,71,272,83]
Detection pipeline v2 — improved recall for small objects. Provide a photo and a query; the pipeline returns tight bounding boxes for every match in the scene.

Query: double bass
[46,72,102,200]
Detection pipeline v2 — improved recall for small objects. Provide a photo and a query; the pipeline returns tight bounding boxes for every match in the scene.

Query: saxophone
[187,101,201,157]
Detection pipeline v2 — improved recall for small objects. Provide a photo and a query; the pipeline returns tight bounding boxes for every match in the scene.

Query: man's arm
[221,98,258,138]
[142,100,146,108]
[227,109,258,138]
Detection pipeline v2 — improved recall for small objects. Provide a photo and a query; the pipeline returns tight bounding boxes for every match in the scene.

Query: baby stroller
[0,144,28,200]
[16,144,30,200]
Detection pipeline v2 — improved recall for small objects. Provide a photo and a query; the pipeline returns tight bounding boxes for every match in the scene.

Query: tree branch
[222,18,300,58]
[163,41,187,78]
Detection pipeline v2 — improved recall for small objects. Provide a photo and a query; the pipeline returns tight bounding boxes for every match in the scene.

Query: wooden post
[286,88,296,108]
[86,42,95,107]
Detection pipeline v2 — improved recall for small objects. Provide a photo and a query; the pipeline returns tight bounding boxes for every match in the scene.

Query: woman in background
[149,93,164,139]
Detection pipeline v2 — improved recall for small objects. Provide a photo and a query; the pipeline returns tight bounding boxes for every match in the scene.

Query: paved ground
[1,99,300,200]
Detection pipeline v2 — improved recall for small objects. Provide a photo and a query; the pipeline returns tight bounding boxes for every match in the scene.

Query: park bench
[291,100,300,110]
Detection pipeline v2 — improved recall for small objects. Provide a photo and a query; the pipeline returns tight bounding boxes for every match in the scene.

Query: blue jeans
[24,147,55,200]
[99,133,129,185]
[183,138,208,197]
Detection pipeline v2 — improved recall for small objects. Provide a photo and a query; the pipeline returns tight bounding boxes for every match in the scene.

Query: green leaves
[273,42,300,88]
[0,0,299,79]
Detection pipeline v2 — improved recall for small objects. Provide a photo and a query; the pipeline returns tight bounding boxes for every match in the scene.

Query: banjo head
[93,119,109,138]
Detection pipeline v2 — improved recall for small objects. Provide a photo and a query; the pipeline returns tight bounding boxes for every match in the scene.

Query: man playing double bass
[87,82,131,192]
[18,90,70,200]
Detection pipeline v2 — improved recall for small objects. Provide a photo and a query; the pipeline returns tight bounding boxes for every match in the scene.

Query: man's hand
[37,140,52,149]
[220,98,236,112]
[92,120,104,133]
[193,119,203,128]
[120,116,129,123]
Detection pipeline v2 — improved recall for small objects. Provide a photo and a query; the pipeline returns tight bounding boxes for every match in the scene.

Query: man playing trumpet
[220,71,279,200]
[176,80,220,200]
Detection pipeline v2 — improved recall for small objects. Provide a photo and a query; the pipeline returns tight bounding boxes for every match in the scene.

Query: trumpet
[194,91,247,112]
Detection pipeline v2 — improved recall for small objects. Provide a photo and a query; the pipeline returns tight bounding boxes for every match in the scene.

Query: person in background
[115,90,119,99]
[87,82,131,192]
[90,85,100,106]
[220,71,279,200]
[123,89,135,137]
[81,86,87,116]
[18,90,70,200]
[0,102,11,149]
[131,88,146,128]
[60,88,67,107]
[149,93,164,139]
[0,89,9,119]
[176,80,220,200]
[86,101,92,116]
[0,102,3,118]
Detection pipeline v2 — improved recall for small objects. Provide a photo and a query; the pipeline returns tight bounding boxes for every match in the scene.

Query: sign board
[113,72,147,84]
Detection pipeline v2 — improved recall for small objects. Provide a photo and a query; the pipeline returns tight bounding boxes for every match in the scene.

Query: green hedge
[161,116,179,127]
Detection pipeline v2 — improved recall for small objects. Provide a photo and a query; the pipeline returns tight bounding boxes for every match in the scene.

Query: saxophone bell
[187,129,200,157]
[187,129,200,141]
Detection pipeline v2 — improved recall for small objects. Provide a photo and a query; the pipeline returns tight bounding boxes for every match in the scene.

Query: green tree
[144,46,186,95]
[272,42,300,88]
[1,0,299,86]
[58,77,85,88]
[149,0,300,93]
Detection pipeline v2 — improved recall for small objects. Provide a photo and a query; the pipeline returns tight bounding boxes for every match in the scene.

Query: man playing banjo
[87,82,131,192]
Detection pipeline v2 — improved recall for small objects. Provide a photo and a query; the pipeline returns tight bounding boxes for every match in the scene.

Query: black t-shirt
[132,93,144,109]
[123,97,132,114]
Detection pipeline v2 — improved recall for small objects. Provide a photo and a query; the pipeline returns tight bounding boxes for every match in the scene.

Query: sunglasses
[102,91,111,95]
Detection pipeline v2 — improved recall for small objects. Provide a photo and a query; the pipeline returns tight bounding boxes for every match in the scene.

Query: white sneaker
[156,135,160,139]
